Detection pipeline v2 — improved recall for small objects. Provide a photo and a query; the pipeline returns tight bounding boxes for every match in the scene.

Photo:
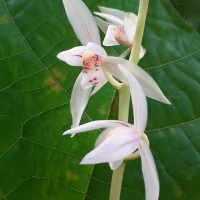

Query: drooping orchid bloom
[94,6,137,46]
[94,7,145,58]
[58,0,170,129]
[63,66,159,200]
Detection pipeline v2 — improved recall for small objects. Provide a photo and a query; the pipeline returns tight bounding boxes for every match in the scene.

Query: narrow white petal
[103,25,120,46]
[63,120,130,135]
[94,12,123,25]
[108,58,170,104]
[109,160,123,170]
[95,17,111,34]
[95,128,111,147]
[70,73,92,128]
[81,127,139,165]
[86,42,107,57]
[103,57,147,132]
[118,65,147,133]
[139,47,146,59]
[62,0,100,45]
[103,57,127,83]
[96,129,124,170]
[138,140,159,200]
[57,46,86,66]
[98,6,126,20]
[123,13,137,44]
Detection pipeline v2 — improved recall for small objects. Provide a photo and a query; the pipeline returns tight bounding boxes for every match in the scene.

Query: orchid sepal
[62,0,100,45]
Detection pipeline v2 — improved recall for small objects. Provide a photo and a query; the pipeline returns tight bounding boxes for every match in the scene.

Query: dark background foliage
[170,0,200,32]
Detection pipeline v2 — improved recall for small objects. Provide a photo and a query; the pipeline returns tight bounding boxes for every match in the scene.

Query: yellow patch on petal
[82,51,93,60]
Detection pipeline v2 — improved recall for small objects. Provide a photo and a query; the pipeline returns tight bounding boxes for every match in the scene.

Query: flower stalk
[130,0,149,64]
[109,162,126,200]
[109,0,149,199]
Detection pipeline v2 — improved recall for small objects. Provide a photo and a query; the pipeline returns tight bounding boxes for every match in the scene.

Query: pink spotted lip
[82,51,102,86]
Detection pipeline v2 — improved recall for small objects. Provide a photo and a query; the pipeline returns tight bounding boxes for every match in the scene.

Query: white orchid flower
[94,6,145,58]
[57,43,170,128]
[63,68,159,200]
[59,0,104,128]
[57,42,119,128]
[58,0,169,129]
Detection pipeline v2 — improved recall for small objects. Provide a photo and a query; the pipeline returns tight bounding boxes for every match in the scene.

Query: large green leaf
[1,0,200,200]
[0,0,115,199]
[86,0,200,200]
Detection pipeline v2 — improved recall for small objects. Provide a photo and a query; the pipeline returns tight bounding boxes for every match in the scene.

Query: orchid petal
[118,65,147,133]
[57,46,86,66]
[98,6,126,20]
[86,42,107,57]
[95,128,112,147]
[109,160,123,170]
[139,47,146,59]
[102,57,127,83]
[63,120,130,135]
[138,140,159,200]
[94,12,123,25]
[106,57,170,104]
[103,25,120,46]
[124,61,171,104]
[81,68,107,89]
[95,16,111,34]
[70,73,92,128]
[103,57,147,132]
[62,0,100,45]
[123,13,137,43]
[94,128,124,170]
[80,127,139,165]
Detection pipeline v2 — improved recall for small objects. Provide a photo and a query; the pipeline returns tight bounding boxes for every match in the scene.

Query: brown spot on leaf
[173,185,184,199]
[0,15,9,25]
[44,77,62,92]
[66,171,78,182]
[51,69,65,81]
[99,105,106,115]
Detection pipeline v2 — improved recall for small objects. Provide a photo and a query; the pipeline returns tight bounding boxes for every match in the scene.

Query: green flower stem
[109,162,126,200]
[130,0,149,64]
[118,84,130,122]
[109,0,149,200]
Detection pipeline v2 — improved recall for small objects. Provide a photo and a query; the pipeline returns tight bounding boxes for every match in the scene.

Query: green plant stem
[130,0,149,64]
[109,0,149,200]
[109,162,126,200]
[118,84,130,122]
